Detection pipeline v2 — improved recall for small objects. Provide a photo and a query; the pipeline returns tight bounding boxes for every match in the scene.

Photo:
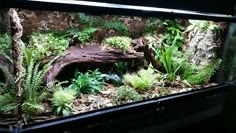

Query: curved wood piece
[44,44,144,83]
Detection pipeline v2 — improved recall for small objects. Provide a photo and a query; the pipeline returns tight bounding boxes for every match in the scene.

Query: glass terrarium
[0,0,236,132]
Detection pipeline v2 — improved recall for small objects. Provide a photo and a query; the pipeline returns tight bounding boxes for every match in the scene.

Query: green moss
[114,86,142,101]
[123,68,159,90]
[103,36,131,52]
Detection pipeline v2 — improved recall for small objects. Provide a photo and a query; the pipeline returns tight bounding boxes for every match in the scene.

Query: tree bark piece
[9,8,24,123]
[44,44,144,83]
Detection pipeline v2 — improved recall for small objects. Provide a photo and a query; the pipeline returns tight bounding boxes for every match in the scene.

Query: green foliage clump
[123,68,159,90]
[78,13,94,27]
[103,36,131,52]
[103,20,129,36]
[28,32,70,61]
[162,20,184,48]
[77,13,128,36]
[0,66,16,113]
[114,86,142,101]
[51,86,76,116]
[21,45,53,115]
[69,69,104,96]
[0,33,12,63]
[183,59,222,85]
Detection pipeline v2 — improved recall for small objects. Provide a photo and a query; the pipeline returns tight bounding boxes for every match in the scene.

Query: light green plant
[51,86,76,116]
[185,20,220,33]
[103,36,131,52]
[123,67,159,90]
[20,45,53,115]
[183,59,222,85]
[69,69,104,96]
[114,86,142,101]
[145,34,162,60]
[28,32,70,61]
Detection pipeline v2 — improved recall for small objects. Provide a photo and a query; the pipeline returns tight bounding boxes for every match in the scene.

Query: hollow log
[44,44,144,83]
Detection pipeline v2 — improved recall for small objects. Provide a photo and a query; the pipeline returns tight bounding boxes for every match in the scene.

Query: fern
[185,59,222,85]
[0,92,16,113]
[21,46,53,115]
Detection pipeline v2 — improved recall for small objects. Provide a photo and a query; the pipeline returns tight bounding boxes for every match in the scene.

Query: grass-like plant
[69,69,104,96]
[51,85,76,116]
[103,36,131,52]
[28,32,70,61]
[160,45,182,81]
[123,67,159,90]
[114,86,142,101]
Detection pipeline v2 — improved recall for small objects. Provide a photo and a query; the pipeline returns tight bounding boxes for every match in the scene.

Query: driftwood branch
[44,44,144,83]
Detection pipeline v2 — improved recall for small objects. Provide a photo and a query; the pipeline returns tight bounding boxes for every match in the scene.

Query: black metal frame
[1,0,236,132]
[1,0,236,22]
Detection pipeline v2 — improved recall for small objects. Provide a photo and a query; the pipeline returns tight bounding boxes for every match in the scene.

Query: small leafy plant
[51,86,76,116]
[69,69,104,96]
[114,86,142,101]
[123,67,159,90]
[103,36,131,52]
[28,32,70,61]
